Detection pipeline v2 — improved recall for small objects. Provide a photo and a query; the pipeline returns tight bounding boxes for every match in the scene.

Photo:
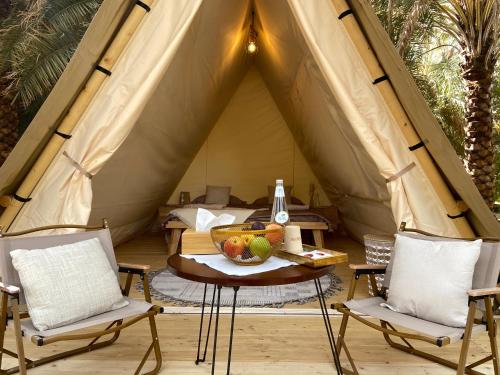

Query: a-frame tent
[0,0,498,243]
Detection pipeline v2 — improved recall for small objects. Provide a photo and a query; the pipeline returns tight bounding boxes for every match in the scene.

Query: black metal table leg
[196,284,217,364]
[195,283,208,364]
[211,285,222,375]
[226,286,239,375]
[315,278,343,375]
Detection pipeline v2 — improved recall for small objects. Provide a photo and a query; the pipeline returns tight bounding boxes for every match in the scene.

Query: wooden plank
[1,314,493,374]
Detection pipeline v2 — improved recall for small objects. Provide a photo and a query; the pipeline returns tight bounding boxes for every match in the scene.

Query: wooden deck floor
[1,232,495,374]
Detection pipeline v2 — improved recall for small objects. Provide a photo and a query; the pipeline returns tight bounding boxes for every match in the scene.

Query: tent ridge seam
[135,0,151,13]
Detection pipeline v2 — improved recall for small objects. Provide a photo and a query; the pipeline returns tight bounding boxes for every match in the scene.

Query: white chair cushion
[11,238,128,331]
[385,234,481,328]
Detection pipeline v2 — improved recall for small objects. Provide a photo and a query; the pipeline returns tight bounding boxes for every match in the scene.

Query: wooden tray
[276,244,348,268]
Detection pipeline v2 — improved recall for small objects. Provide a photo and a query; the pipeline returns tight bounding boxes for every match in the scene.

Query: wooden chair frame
[333,225,500,375]
[0,221,163,375]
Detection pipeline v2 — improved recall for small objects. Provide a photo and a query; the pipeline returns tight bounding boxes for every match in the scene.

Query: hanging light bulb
[247,11,258,54]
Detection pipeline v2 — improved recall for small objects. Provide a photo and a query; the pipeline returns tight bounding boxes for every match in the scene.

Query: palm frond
[43,0,100,32]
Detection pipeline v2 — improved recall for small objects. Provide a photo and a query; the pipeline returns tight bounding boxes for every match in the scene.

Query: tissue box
[181,229,218,254]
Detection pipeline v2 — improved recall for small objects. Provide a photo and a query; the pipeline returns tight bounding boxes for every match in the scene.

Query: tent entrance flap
[0,0,497,242]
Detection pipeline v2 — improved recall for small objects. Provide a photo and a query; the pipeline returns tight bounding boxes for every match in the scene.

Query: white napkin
[195,208,235,231]
[181,254,297,276]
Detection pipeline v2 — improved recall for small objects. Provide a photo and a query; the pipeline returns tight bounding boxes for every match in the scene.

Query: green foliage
[0,0,100,131]
[371,0,499,201]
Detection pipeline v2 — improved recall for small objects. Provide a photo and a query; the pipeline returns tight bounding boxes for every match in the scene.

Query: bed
[159,195,339,254]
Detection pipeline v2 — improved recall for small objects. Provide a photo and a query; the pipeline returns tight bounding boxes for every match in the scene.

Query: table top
[167,254,335,287]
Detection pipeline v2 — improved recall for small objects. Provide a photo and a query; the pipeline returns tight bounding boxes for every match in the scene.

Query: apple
[241,234,255,247]
[224,236,245,258]
[265,223,284,245]
[249,237,272,259]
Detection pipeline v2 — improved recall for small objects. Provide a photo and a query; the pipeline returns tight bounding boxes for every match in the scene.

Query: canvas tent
[0,0,498,244]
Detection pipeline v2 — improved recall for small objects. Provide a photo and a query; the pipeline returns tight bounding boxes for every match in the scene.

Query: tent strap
[62,152,93,179]
[409,140,427,151]
[13,194,31,203]
[338,9,353,19]
[135,0,151,12]
[54,130,72,140]
[385,162,416,183]
[96,65,112,76]
[447,211,468,219]
[372,75,388,85]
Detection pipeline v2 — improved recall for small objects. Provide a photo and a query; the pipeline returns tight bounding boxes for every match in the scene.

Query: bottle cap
[276,179,283,184]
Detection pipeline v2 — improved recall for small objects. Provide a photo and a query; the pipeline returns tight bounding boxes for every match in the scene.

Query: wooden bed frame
[160,194,334,254]
[163,220,328,255]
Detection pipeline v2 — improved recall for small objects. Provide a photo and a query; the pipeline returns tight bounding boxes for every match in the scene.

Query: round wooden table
[167,254,343,375]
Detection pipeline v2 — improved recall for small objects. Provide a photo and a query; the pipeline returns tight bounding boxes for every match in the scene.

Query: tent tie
[385,162,416,183]
[62,151,93,179]
[373,75,389,85]
[96,65,112,76]
[135,0,151,12]
[447,211,468,219]
[338,9,353,20]
[409,140,427,151]
[13,194,32,203]
[54,130,72,139]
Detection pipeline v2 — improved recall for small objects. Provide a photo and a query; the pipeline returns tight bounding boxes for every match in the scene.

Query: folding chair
[0,220,163,374]
[333,223,500,375]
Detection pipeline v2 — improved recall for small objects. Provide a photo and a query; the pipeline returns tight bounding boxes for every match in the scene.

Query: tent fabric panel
[11,0,204,235]
[167,66,331,206]
[287,0,462,236]
[0,0,130,198]
[254,3,392,196]
[347,0,499,236]
[255,0,397,236]
[89,0,252,243]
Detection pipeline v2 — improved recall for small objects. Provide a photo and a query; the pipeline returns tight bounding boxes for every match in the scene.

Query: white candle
[284,225,303,254]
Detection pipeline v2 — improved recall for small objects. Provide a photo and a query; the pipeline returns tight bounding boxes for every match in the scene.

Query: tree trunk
[462,51,497,209]
[0,78,19,167]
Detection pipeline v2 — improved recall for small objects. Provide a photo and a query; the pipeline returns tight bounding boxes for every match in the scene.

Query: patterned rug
[136,268,342,308]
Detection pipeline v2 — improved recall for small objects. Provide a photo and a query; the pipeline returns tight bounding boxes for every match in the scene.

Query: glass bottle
[271,179,290,225]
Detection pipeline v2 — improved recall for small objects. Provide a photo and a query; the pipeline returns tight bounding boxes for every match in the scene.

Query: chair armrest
[467,287,500,299]
[349,264,387,276]
[118,262,151,276]
[0,281,20,296]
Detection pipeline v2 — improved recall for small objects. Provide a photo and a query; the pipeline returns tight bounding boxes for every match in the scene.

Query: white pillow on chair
[385,234,481,328]
[11,238,128,331]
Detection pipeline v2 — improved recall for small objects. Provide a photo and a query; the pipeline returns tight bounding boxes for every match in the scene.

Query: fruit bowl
[210,222,284,265]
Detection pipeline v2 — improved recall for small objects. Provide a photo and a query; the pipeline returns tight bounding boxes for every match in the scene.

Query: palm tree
[0,0,100,166]
[0,0,19,167]
[437,0,499,209]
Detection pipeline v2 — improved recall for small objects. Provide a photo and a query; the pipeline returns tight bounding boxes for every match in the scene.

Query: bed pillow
[267,185,292,204]
[385,234,481,327]
[205,185,231,205]
[11,238,128,331]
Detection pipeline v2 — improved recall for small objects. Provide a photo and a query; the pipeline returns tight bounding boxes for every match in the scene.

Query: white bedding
[169,207,256,228]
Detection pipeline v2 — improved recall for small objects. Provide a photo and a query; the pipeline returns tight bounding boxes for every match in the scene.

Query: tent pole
[331,0,474,237]
[0,0,155,231]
